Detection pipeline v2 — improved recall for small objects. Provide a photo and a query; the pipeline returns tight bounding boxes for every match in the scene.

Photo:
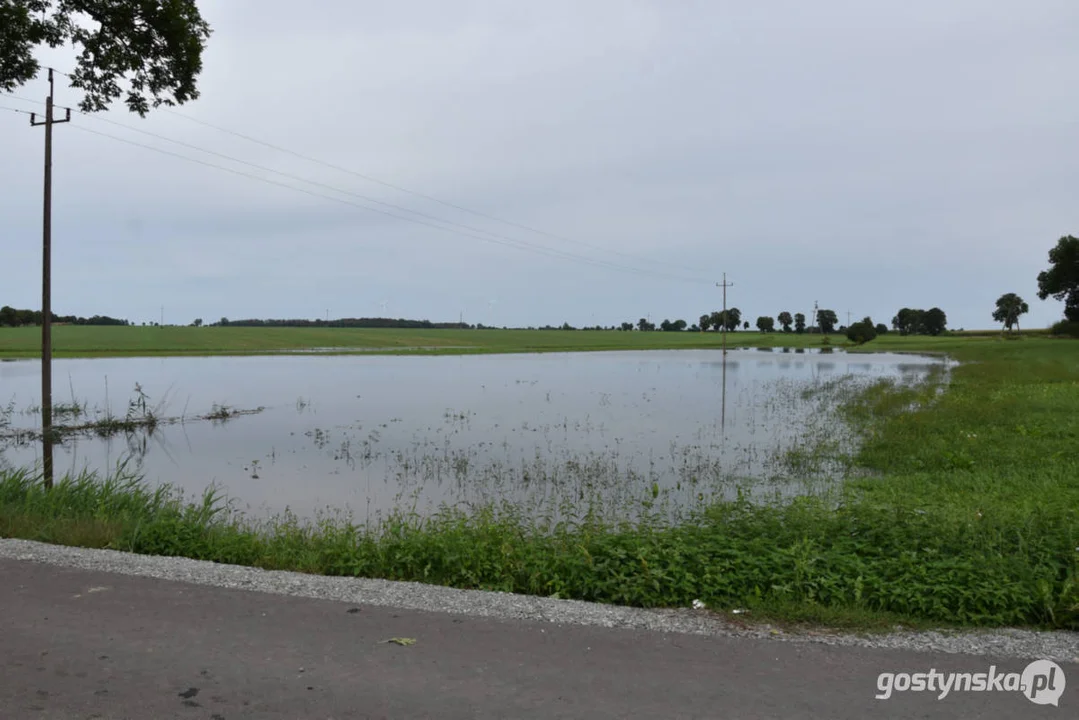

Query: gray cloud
[2,0,1077,329]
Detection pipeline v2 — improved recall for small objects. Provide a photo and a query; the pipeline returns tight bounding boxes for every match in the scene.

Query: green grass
[1,335,1077,631]
[0,324,1046,358]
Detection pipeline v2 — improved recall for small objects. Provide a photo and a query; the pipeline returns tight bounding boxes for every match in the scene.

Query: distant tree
[699,314,711,332]
[1036,235,1079,321]
[620,322,634,331]
[777,311,793,332]
[673,319,687,331]
[719,308,742,332]
[0,305,15,326]
[794,313,806,334]
[874,323,888,335]
[219,317,229,326]
[846,316,878,344]
[561,322,576,330]
[689,324,700,332]
[992,293,1029,333]
[192,318,203,327]
[892,307,926,335]
[923,307,947,336]
[756,316,775,332]
[816,309,838,333]
[742,321,750,330]
[637,318,655,332]
[709,311,723,331]
[0,0,213,117]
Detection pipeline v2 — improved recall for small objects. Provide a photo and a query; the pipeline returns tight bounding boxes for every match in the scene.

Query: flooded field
[0,348,946,522]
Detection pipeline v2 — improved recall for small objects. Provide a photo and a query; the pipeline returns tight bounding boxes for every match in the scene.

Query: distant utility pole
[847,310,852,327]
[717,273,734,355]
[160,305,164,327]
[30,68,71,490]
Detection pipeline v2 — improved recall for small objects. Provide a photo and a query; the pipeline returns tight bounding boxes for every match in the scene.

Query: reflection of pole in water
[721,351,727,430]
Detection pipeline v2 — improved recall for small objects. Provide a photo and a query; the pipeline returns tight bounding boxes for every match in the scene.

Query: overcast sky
[3,0,1077,330]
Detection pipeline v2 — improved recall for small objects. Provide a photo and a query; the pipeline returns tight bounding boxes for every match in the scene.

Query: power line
[0,103,34,116]
[64,123,708,283]
[6,90,714,285]
[40,73,710,278]
[160,106,709,278]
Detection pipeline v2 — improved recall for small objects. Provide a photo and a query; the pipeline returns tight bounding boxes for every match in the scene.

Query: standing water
[0,349,946,521]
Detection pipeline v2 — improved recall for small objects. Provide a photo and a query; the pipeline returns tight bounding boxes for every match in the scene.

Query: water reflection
[0,349,946,521]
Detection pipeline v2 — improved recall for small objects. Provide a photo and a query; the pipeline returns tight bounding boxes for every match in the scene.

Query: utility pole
[717,273,734,355]
[30,68,71,490]
[847,310,852,327]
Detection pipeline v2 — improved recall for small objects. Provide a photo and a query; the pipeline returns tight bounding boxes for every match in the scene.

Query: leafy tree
[892,307,927,335]
[794,313,806,334]
[620,322,634,331]
[874,323,888,335]
[218,317,229,326]
[698,314,711,332]
[709,311,723,331]
[660,319,672,331]
[755,316,775,332]
[992,293,1029,333]
[1036,235,1079,321]
[637,318,655,332]
[742,321,750,330]
[0,305,15,326]
[777,311,793,332]
[192,318,202,327]
[714,308,742,331]
[0,1,213,116]
[816,309,838,333]
[673,319,687,331]
[846,316,878,344]
[923,307,947,336]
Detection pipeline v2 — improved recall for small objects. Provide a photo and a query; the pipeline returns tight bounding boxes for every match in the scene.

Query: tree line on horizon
[614,307,943,336]
[2,238,1075,335]
[0,306,129,327]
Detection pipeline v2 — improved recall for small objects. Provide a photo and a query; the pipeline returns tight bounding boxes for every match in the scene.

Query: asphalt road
[0,557,1072,719]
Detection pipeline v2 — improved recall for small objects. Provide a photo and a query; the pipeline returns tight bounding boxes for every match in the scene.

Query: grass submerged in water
[1,337,1078,630]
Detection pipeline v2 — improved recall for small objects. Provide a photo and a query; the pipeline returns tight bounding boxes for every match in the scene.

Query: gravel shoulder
[2,537,1076,664]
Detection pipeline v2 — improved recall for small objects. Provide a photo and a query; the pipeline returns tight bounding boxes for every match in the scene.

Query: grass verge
[1,337,1077,631]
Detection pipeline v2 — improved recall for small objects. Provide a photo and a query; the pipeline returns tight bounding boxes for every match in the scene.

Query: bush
[875,323,888,335]
[845,317,878,345]
[1049,320,1079,337]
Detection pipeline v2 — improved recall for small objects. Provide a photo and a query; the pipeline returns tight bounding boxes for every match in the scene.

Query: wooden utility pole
[716,274,734,355]
[30,68,71,490]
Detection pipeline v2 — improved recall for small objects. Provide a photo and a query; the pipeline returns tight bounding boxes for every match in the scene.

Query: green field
[0,324,1042,358]
[2,332,1077,631]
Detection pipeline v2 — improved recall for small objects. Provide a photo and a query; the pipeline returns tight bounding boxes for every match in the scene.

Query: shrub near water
[1,338,1077,629]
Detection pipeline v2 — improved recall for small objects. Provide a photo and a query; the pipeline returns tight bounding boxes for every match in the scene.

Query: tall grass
[1,337,1076,630]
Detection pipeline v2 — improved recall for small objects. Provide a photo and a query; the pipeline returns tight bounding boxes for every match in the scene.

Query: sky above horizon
[3,0,1077,330]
